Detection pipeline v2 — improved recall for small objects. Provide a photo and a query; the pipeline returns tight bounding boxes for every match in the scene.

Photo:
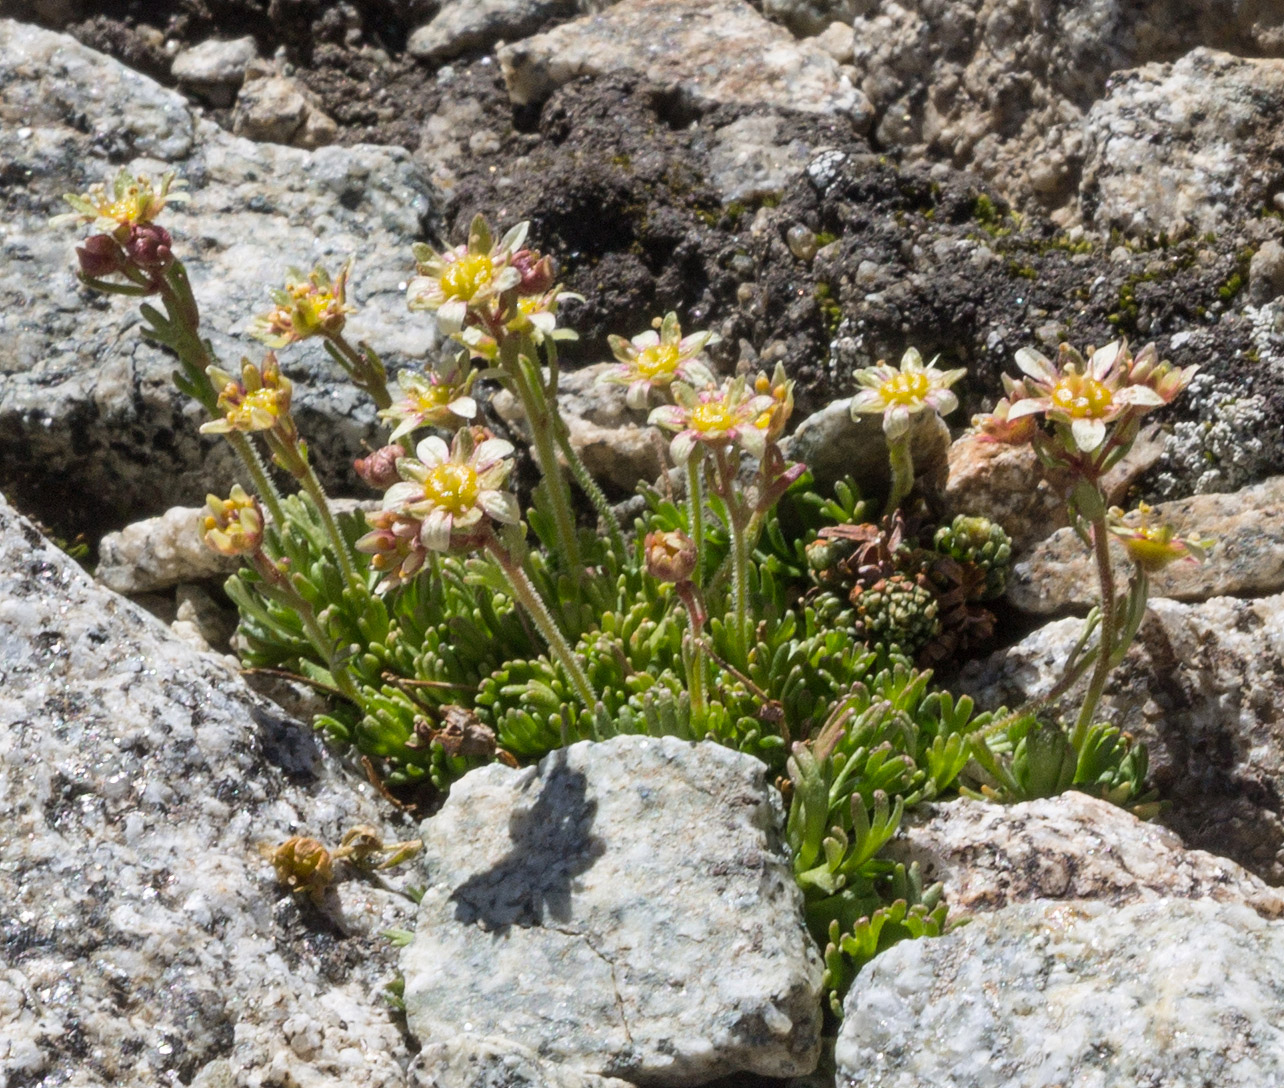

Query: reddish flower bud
[511,249,556,295]
[75,234,126,279]
[354,444,406,491]
[645,530,698,584]
[125,222,173,271]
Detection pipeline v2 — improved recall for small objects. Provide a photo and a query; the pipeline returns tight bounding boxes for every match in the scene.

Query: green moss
[816,230,838,247]
[815,282,843,335]
[1217,246,1255,301]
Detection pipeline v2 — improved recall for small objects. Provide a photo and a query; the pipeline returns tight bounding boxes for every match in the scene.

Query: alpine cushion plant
[53,169,1192,1017]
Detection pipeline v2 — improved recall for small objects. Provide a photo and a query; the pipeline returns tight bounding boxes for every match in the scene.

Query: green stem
[325,333,391,410]
[556,422,627,559]
[1073,505,1116,746]
[884,433,914,518]
[686,456,705,581]
[486,534,597,711]
[227,433,286,526]
[506,341,580,568]
[265,430,362,592]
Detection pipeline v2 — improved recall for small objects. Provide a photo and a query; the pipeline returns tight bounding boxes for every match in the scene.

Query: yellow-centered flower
[250,261,354,347]
[379,355,478,441]
[201,356,292,435]
[648,377,777,465]
[1107,504,1211,573]
[851,348,966,440]
[202,485,264,557]
[406,214,526,334]
[53,168,188,235]
[601,311,718,410]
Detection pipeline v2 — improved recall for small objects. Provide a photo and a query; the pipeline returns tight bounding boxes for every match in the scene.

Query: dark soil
[20,0,1284,487]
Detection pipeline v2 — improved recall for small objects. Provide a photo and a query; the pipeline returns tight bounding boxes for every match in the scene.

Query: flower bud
[264,836,334,900]
[645,530,698,584]
[511,249,556,295]
[75,234,126,279]
[354,444,407,490]
[125,222,173,271]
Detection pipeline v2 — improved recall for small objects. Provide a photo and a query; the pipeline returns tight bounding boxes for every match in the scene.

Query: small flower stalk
[851,348,965,516]
[976,339,1201,739]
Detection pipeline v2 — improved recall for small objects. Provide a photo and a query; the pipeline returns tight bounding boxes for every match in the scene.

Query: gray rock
[763,0,862,38]
[402,736,824,1085]
[704,115,823,204]
[811,20,856,63]
[96,504,238,594]
[836,897,1284,1088]
[0,492,417,1085]
[233,73,340,148]
[890,793,1284,919]
[171,35,259,107]
[408,0,580,60]
[1080,49,1284,237]
[959,591,1284,884]
[498,0,872,122]
[1251,239,1284,305]
[0,20,440,534]
[408,1037,634,1088]
[786,397,950,506]
[1008,475,1284,613]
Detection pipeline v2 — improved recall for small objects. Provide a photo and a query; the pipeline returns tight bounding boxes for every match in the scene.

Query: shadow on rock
[450,754,605,931]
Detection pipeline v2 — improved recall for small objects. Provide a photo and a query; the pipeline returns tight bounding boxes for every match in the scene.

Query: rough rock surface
[408,1037,634,1088]
[402,736,824,1085]
[232,72,340,148]
[890,793,1284,918]
[960,592,1284,883]
[836,897,1284,1088]
[0,19,439,537]
[1081,49,1284,237]
[95,504,239,595]
[170,35,258,106]
[0,491,418,1086]
[498,0,872,122]
[408,0,582,61]
[1008,475,1284,613]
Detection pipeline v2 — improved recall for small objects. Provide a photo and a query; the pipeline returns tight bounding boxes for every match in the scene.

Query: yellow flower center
[423,463,480,515]
[1051,374,1114,418]
[222,387,283,429]
[411,384,453,412]
[439,253,495,302]
[689,401,737,434]
[636,344,682,380]
[879,371,932,405]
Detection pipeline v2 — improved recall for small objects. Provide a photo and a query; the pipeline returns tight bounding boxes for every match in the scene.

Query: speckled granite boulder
[0,492,417,1086]
[837,898,1284,1087]
[0,19,439,535]
[1008,475,1284,613]
[402,735,824,1085]
[960,592,1284,884]
[498,0,872,123]
[1081,49,1284,237]
[888,793,1284,919]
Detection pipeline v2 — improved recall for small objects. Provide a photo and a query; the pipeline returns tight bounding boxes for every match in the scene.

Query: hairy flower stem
[485,532,597,711]
[264,431,362,592]
[884,433,914,517]
[1074,504,1116,746]
[686,457,706,577]
[324,333,391,410]
[229,433,287,527]
[675,582,709,725]
[503,339,580,569]
[714,449,752,666]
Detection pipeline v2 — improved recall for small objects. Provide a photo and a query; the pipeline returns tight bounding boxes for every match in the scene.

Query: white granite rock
[497,0,872,122]
[1007,475,1284,613]
[1080,48,1284,237]
[0,492,417,1085]
[889,793,1284,919]
[171,35,259,106]
[233,73,339,148]
[960,591,1284,883]
[408,0,583,60]
[837,897,1284,1087]
[0,19,439,531]
[95,504,238,594]
[402,736,824,1085]
[408,1036,635,1088]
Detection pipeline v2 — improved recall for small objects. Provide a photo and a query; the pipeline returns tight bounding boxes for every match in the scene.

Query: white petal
[1070,416,1107,451]
[494,266,522,292]
[669,431,699,466]
[1014,347,1057,384]
[928,389,959,417]
[631,330,660,351]
[679,360,716,389]
[883,404,912,440]
[1116,385,1165,408]
[473,437,515,468]
[626,380,652,411]
[850,389,887,415]
[737,427,767,460]
[480,490,521,525]
[1006,398,1047,420]
[499,221,529,254]
[449,395,478,419]
[900,346,924,370]
[437,299,467,335]
[1089,341,1123,379]
[384,481,421,509]
[649,405,685,430]
[415,435,450,466]
[420,509,454,552]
